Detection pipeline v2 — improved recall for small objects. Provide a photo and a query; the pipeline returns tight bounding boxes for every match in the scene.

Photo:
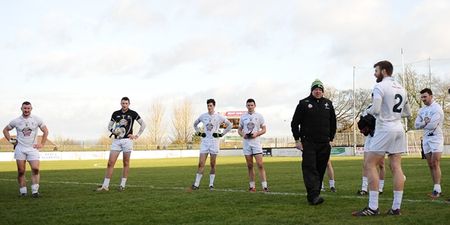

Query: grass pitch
[0,156,449,225]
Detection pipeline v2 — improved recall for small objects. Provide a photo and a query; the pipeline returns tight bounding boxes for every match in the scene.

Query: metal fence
[1,130,448,152]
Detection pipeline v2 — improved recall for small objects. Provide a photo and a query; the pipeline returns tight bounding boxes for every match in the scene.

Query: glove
[196,132,206,137]
[9,138,17,149]
[212,133,223,138]
[9,138,17,145]
[357,114,376,137]
[245,132,254,139]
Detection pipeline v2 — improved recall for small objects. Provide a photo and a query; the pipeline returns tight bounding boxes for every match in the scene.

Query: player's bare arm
[34,125,49,149]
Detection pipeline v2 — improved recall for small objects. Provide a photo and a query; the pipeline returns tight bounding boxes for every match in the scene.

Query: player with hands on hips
[3,101,49,198]
[97,97,146,192]
[191,99,232,191]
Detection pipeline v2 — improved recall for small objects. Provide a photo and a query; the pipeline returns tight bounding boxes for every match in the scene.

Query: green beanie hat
[311,79,324,92]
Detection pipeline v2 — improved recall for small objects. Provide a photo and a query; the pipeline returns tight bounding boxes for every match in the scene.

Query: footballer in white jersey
[414,88,444,198]
[239,111,265,155]
[238,99,269,192]
[2,101,48,197]
[194,112,232,154]
[367,76,411,154]
[190,99,232,190]
[353,60,409,217]
[356,104,385,196]
[415,99,444,153]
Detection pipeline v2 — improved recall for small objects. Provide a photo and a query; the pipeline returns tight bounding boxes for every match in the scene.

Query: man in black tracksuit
[291,79,337,205]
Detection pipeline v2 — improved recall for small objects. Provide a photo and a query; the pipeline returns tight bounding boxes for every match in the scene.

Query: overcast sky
[1,0,449,140]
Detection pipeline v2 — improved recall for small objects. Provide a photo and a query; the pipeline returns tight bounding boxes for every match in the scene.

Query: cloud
[24,47,147,78]
[146,37,236,76]
[109,0,166,27]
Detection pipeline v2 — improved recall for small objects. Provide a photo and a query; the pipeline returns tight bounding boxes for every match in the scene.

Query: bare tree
[98,134,112,145]
[325,87,372,132]
[145,100,167,148]
[430,76,450,128]
[53,135,77,145]
[395,67,435,130]
[171,98,195,145]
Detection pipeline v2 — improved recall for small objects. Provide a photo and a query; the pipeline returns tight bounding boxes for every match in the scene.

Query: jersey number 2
[393,94,403,113]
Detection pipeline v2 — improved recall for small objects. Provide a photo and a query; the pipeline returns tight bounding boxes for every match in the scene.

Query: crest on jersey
[324,103,330,109]
[22,127,32,137]
[247,121,255,132]
[119,118,128,126]
[308,104,313,109]
[206,122,214,131]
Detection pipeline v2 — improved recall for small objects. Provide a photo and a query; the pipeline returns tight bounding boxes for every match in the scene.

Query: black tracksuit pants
[301,141,331,202]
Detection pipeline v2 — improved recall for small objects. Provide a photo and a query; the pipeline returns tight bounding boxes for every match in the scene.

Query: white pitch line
[0,178,447,204]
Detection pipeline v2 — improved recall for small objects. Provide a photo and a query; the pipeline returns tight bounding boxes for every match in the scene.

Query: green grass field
[0,156,449,225]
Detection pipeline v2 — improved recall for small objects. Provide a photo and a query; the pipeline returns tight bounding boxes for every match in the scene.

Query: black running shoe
[191,185,199,190]
[330,187,336,192]
[356,190,368,196]
[352,207,380,216]
[428,190,441,199]
[386,208,401,215]
[31,192,40,198]
[209,185,214,191]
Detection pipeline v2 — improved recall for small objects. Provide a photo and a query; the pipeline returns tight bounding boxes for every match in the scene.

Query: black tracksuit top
[291,95,337,143]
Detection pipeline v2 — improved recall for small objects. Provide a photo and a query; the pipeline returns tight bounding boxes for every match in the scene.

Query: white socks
[31,184,40,194]
[392,191,403,210]
[329,180,335,188]
[102,178,111,188]
[434,184,441,193]
[362,176,368,191]
[249,181,256,188]
[261,181,268,189]
[209,174,215,187]
[369,191,379,210]
[379,180,384,192]
[120,178,127,187]
[19,186,27,195]
[194,173,203,187]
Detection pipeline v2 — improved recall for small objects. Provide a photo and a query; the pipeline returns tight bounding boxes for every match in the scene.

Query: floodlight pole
[353,66,357,156]
[428,57,432,87]
[401,48,409,155]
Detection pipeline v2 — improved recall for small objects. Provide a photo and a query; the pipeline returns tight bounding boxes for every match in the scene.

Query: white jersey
[7,115,45,147]
[194,112,232,139]
[414,101,444,138]
[239,112,265,141]
[368,77,410,132]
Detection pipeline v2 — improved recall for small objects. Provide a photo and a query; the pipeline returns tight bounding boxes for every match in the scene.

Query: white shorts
[111,138,133,153]
[14,145,40,161]
[243,139,263,156]
[200,138,220,155]
[363,136,372,151]
[368,131,406,155]
[422,137,444,154]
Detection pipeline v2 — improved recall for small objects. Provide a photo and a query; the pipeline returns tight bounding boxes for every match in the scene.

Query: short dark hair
[206,99,216,106]
[22,101,31,106]
[374,60,393,76]
[420,88,433,95]
[246,98,255,104]
[121,97,130,102]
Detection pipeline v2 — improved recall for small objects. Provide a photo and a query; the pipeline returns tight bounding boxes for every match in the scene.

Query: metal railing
[1,130,448,152]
